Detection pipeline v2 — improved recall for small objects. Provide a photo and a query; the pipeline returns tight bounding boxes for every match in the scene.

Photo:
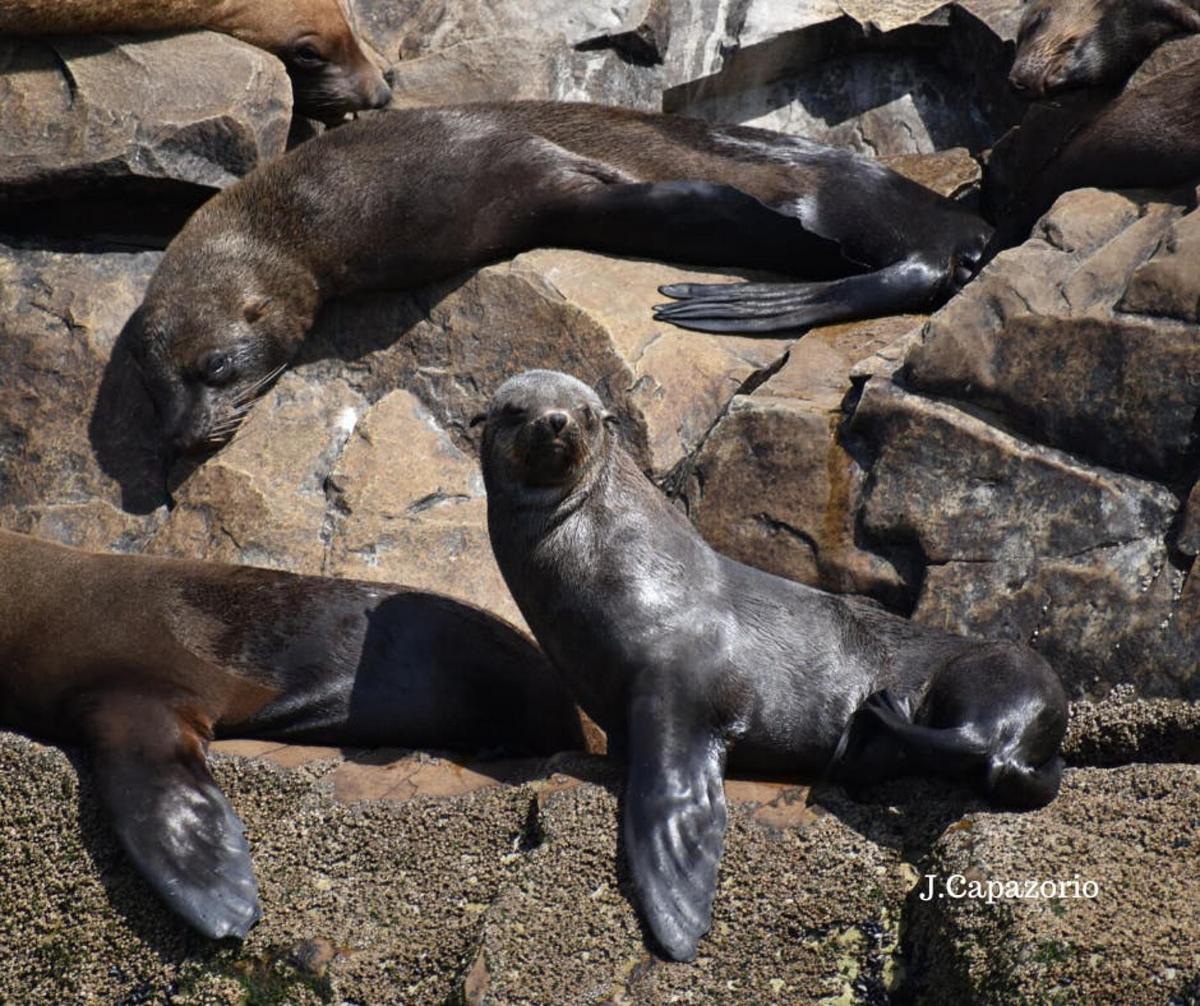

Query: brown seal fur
[478,370,1068,962]
[0,0,391,121]
[986,49,1200,242]
[131,100,992,456]
[0,528,585,939]
[1010,0,1200,96]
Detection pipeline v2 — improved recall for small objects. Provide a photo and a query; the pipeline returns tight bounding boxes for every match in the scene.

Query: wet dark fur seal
[0,0,391,122]
[131,100,991,454]
[0,529,584,939]
[1010,0,1200,96]
[478,370,1068,962]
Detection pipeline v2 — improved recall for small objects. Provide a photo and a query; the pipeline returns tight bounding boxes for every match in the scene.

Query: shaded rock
[574,0,672,66]
[904,314,1200,483]
[687,315,922,605]
[905,765,1200,1005]
[0,32,291,208]
[852,379,1178,565]
[663,3,1022,156]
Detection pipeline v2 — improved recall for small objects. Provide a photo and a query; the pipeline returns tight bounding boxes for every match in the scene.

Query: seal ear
[469,411,488,428]
[242,296,273,324]
[602,411,620,430]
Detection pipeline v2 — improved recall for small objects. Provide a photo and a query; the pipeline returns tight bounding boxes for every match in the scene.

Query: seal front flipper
[653,257,954,334]
[79,689,262,939]
[624,689,728,962]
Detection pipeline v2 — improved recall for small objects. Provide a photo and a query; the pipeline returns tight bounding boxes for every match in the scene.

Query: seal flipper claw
[624,691,727,962]
[81,690,261,939]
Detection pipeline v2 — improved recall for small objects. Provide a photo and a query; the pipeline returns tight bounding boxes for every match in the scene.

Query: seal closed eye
[479,370,1068,962]
[132,101,991,455]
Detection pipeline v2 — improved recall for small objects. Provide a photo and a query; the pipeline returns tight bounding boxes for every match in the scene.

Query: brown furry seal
[0,0,391,121]
[478,370,1068,962]
[129,101,992,455]
[1010,0,1200,96]
[0,528,585,939]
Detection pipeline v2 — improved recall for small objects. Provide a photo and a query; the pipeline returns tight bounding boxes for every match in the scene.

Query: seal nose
[545,410,569,434]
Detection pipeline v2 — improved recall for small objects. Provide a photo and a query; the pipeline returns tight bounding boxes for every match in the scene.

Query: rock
[1064,689,1200,766]
[852,379,1178,565]
[0,32,291,207]
[881,146,982,200]
[663,1,1022,156]
[1120,205,1200,324]
[900,193,1199,481]
[1180,484,1200,556]
[906,764,1200,1005]
[351,0,665,110]
[0,242,166,550]
[686,315,922,605]
[904,314,1200,482]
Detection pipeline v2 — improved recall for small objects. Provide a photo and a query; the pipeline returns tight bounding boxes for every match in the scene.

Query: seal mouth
[519,434,585,488]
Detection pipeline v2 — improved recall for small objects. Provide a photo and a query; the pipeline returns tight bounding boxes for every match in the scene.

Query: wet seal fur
[478,370,1068,962]
[1010,0,1200,96]
[0,529,584,939]
[0,0,391,121]
[131,100,991,455]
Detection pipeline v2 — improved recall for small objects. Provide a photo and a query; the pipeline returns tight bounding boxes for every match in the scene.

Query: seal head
[134,231,320,456]
[480,371,615,494]
[1010,0,1200,96]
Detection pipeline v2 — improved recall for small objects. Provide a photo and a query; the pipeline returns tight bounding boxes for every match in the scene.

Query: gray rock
[0,32,291,203]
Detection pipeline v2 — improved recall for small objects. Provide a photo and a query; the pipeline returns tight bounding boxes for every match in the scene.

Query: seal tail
[985,753,1064,810]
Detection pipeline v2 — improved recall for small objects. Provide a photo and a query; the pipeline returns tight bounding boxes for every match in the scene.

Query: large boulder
[0,32,291,227]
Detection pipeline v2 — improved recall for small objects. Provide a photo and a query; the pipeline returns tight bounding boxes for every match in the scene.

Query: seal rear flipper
[653,257,953,334]
[623,690,728,963]
[80,690,262,939]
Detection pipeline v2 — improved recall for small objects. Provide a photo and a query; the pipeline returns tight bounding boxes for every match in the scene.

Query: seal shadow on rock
[88,306,175,516]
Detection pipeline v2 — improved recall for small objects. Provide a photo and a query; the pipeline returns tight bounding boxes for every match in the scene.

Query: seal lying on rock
[0,0,391,121]
[130,100,992,454]
[478,370,1068,962]
[0,529,584,939]
[1010,0,1200,96]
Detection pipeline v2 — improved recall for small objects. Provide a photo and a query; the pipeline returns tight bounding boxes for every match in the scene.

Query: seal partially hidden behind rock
[0,529,584,940]
[0,0,391,121]
[478,370,1068,963]
[129,101,991,455]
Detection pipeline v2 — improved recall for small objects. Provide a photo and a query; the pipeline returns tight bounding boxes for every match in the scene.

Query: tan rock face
[687,316,922,605]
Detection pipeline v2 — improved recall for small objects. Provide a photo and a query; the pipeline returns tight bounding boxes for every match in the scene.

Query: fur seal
[130,101,992,454]
[986,50,1200,244]
[0,528,585,939]
[1010,0,1200,96]
[0,0,391,121]
[478,370,1068,962]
